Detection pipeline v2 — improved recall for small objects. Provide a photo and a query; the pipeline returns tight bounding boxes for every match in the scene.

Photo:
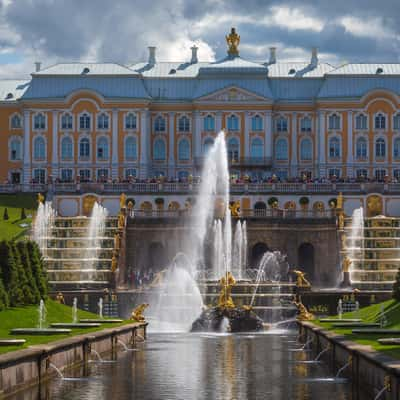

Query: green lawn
[315,299,400,360]
[0,194,37,240]
[0,299,131,354]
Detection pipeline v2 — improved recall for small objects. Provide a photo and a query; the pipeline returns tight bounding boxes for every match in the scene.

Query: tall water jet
[232,221,247,280]
[348,207,364,282]
[33,201,55,256]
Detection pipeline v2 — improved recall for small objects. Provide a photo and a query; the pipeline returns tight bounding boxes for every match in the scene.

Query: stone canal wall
[0,322,147,397]
[299,321,400,400]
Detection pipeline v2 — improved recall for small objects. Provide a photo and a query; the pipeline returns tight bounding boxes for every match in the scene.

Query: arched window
[125,113,137,130]
[11,114,22,129]
[250,137,263,158]
[251,115,263,131]
[375,113,386,130]
[125,136,137,160]
[97,137,109,160]
[10,138,22,160]
[178,116,190,132]
[328,113,341,130]
[153,138,166,160]
[356,137,367,159]
[300,138,312,160]
[97,113,109,130]
[178,138,190,160]
[375,138,386,157]
[203,137,214,154]
[33,113,46,130]
[154,116,166,132]
[355,114,367,130]
[79,138,90,158]
[300,116,312,132]
[61,136,73,160]
[227,137,239,161]
[79,113,91,130]
[393,114,400,131]
[33,136,46,160]
[276,138,288,160]
[61,113,73,130]
[329,137,340,158]
[276,116,287,132]
[227,115,239,131]
[204,115,215,131]
[394,138,400,159]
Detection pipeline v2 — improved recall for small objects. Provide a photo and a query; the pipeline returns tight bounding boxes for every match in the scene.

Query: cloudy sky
[0,0,399,78]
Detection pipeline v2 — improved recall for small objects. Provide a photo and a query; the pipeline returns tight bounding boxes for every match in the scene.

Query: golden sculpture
[367,195,383,217]
[338,211,344,230]
[114,233,120,250]
[37,193,45,205]
[226,27,240,56]
[293,270,311,288]
[127,201,134,210]
[217,272,236,309]
[131,303,149,322]
[229,201,240,217]
[111,254,118,272]
[83,195,98,216]
[342,256,352,273]
[118,212,125,229]
[56,292,65,304]
[337,192,343,210]
[341,233,347,249]
[120,193,127,209]
[293,298,314,321]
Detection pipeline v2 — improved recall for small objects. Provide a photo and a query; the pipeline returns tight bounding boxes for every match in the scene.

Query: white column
[244,112,250,158]
[194,111,202,159]
[265,111,272,161]
[318,111,326,177]
[168,112,175,177]
[347,111,354,178]
[291,113,297,177]
[216,112,222,133]
[23,110,31,185]
[139,110,149,179]
[51,111,59,180]
[111,109,119,180]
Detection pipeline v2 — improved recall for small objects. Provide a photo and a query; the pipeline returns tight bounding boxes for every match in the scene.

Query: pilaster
[111,109,119,180]
[23,110,31,185]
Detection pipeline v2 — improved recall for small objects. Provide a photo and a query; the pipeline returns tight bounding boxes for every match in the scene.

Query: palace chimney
[34,61,41,72]
[269,47,277,64]
[148,46,156,65]
[311,47,318,67]
[190,45,198,64]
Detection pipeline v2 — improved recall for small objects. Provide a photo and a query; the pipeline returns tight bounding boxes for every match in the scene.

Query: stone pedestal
[340,271,351,288]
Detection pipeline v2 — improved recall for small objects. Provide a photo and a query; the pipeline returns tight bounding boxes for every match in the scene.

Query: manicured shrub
[3,208,9,220]
[268,197,278,208]
[26,241,48,299]
[299,196,310,206]
[0,274,9,310]
[393,268,400,302]
[20,207,26,220]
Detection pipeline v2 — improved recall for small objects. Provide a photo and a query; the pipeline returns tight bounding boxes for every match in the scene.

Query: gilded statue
[367,195,383,217]
[120,193,127,210]
[218,272,236,309]
[293,298,314,321]
[338,212,344,230]
[127,201,134,210]
[342,256,352,273]
[118,212,125,229]
[341,233,347,249]
[337,192,343,210]
[37,193,45,205]
[293,270,311,288]
[111,254,118,272]
[229,201,240,217]
[130,303,149,322]
[226,27,240,56]
[56,292,65,304]
[114,233,120,250]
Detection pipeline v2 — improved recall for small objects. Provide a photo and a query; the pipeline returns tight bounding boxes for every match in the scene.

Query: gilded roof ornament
[226,27,240,57]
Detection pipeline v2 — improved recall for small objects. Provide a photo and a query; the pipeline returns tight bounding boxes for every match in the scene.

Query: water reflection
[9,332,353,400]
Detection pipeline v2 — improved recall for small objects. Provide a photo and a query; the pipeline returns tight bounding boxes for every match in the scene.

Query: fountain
[33,200,56,256]
[98,298,103,319]
[72,297,78,323]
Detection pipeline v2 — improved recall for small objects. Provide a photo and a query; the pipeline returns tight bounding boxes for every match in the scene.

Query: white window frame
[226,113,240,132]
[374,111,387,131]
[328,135,341,159]
[78,134,91,161]
[177,114,191,133]
[32,134,47,161]
[8,135,23,162]
[355,113,368,131]
[355,135,368,161]
[327,112,342,131]
[124,134,138,162]
[300,116,312,133]
[299,137,313,161]
[60,134,74,162]
[60,112,74,131]
[96,112,110,131]
[125,112,137,131]
[275,115,288,133]
[96,135,110,162]
[10,113,22,130]
[32,112,47,131]
[78,111,92,131]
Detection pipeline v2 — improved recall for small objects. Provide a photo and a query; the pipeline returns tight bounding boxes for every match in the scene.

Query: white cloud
[340,16,396,39]
[268,6,324,32]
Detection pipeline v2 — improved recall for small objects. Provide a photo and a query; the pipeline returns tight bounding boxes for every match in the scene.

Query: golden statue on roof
[226,27,240,57]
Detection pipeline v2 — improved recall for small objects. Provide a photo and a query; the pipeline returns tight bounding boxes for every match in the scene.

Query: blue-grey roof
[328,63,400,76]
[269,78,323,101]
[35,62,138,76]
[0,80,30,101]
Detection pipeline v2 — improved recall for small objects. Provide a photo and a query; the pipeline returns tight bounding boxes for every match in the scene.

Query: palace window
[154,116,166,132]
[125,113,137,130]
[61,113,73,130]
[203,137,214,155]
[125,168,137,179]
[329,137,340,158]
[394,138,400,159]
[178,116,190,132]
[79,138,90,158]
[204,115,215,131]
[375,169,387,181]
[178,138,190,161]
[276,116,288,132]
[275,138,288,160]
[394,169,400,181]
[33,113,46,130]
[97,169,109,182]
[250,137,263,159]
[33,136,46,160]
[178,170,189,180]
[61,136,73,160]
[79,113,91,130]
[10,138,22,161]
[79,169,91,182]
[97,113,109,130]
[375,138,386,157]
[153,138,166,160]
[33,169,46,184]
[251,115,263,131]
[60,169,73,182]
[227,137,239,162]
[227,115,239,131]
[300,138,312,161]
[328,113,341,130]
[11,114,22,129]
[356,169,368,179]
[394,114,400,131]
[375,113,386,130]
[97,137,109,160]
[355,114,367,130]
[356,137,368,159]
[329,168,341,178]
[125,136,137,161]
[300,116,312,132]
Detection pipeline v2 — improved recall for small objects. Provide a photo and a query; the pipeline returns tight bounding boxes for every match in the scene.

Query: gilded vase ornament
[118,212,125,229]
[293,270,311,288]
[218,272,236,309]
[337,192,343,210]
[229,201,240,217]
[130,303,149,322]
[341,233,347,249]
[338,212,344,230]
[120,193,127,210]
[342,256,352,273]
[226,27,240,56]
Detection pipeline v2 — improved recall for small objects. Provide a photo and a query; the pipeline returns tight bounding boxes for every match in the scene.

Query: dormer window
[79,113,91,130]
[375,113,386,130]
[178,116,190,132]
[288,69,296,75]
[33,113,46,130]
[82,67,90,74]
[125,113,137,130]
[11,114,22,129]
[376,67,383,74]
[6,93,13,99]
[61,113,73,130]
[97,112,109,130]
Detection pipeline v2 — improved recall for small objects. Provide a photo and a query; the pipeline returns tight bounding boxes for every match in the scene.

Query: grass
[0,194,37,241]
[315,299,400,360]
[0,299,132,355]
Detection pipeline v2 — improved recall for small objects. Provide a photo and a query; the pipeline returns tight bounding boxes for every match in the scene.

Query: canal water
[11,330,353,400]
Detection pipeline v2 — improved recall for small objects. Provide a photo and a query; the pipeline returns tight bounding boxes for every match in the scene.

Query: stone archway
[250,242,269,267]
[298,243,315,283]
[148,242,166,272]
[254,201,267,216]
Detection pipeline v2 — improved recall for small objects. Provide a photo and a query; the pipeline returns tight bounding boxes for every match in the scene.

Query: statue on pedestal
[293,297,314,321]
[293,270,311,288]
[120,193,127,210]
[130,303,149,322]
[226,27,240,57]
[218,272,236,309]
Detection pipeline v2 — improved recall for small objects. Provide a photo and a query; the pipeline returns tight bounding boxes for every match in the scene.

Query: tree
[393,267,400,302]
[0,270,9,310]
[20,208,26,220]
[26,241,48,299]
[3,208,9,220]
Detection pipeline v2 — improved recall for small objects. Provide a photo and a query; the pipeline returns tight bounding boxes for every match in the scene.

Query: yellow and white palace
[2,28,400,216]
